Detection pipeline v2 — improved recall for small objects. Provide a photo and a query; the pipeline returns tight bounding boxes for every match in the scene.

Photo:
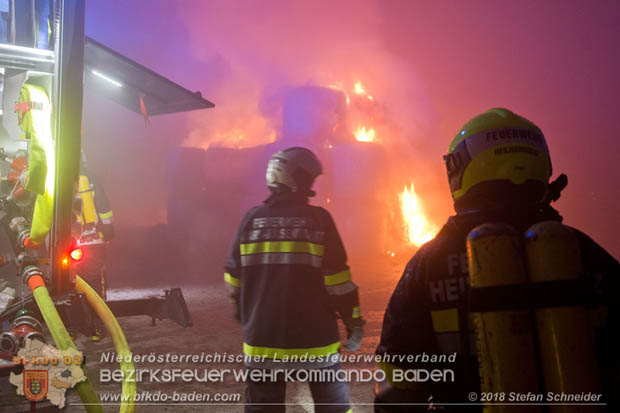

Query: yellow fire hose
[24,267,137,412]
[76,274,136,413]
[24,268,103,413]
[17,82,135,411]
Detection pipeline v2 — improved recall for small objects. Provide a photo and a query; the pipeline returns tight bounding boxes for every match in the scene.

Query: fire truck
[0,1,212,411]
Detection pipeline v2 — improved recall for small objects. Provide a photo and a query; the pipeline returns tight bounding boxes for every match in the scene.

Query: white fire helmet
[266,147,323,195]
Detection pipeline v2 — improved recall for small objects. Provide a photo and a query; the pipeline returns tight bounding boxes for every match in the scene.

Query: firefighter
[225,147,363,413]
[74,160,114,341]
[374,108,619,411]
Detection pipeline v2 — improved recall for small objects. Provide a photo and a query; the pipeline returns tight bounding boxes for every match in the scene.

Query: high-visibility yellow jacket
[76,168,114,242]
[18,83,54,246]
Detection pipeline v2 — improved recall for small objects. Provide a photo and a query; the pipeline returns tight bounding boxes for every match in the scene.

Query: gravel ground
[43,259,406,413]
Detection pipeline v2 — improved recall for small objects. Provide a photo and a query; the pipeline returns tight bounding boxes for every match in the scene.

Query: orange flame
[354,125,376,142]
[354,81,366,95]
[328,83,351,105]
[351,81,377,142]
[354,81,373,100]
[399,183,437,247]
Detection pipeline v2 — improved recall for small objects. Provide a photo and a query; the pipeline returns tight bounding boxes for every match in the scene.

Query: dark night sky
[84,0,620,259]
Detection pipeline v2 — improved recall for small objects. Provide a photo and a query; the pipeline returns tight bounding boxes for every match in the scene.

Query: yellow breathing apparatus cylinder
[467,223,540,413]
[78,174,98,225]
[525,221,601,413]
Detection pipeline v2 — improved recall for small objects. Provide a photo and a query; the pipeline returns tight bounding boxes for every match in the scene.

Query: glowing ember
[354,81,366,95]
[399,183,437,247]
[328,83,351,105]
[354,125,376,142]
[353,81,373,100]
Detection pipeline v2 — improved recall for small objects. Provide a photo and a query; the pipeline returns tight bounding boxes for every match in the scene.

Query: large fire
[351,81,377,142]
[351,81,436,246]
[354,125,376,142]
[399,183,438,247]
[189,74,439,249]
[354,81,373,100]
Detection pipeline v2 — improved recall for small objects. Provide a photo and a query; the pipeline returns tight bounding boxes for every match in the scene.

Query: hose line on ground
[23,266,103,413]
[76,274,136,413]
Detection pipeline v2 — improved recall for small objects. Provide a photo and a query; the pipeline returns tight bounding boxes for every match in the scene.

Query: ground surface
[2,257,406,413]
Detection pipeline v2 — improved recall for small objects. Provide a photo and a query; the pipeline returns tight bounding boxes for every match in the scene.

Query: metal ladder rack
[0,43,54,73]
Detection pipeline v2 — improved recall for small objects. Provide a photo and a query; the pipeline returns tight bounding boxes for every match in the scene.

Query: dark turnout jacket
[225,192,360,368]
[376,205,619,408]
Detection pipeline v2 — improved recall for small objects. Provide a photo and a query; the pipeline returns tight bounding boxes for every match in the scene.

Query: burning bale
[168,84,438,278]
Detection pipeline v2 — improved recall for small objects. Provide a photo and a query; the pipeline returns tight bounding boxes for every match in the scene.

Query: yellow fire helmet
[444,108,552,211]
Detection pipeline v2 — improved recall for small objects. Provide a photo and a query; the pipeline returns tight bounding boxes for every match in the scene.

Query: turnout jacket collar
[448,204,563,236]
[264,190,309,207]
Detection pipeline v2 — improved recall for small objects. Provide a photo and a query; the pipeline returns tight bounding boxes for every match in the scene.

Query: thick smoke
[85,0,620,263]
[175,0,448,254]
[173,0,620,259]
[178,0,436,151]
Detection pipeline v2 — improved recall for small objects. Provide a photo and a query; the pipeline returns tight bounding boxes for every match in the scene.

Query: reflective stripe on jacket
[77,169,114,241]
[225,192,359,368]
[375,205,619,403]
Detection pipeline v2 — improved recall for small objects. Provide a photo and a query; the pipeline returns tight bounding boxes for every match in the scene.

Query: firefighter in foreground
[225,147,364,413]
[374,108,619,411]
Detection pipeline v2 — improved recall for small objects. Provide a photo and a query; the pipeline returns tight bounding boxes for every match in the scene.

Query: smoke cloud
[178,0,436,149]
[85,0,620,260]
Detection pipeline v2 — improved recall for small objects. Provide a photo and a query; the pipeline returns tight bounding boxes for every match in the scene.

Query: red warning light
[70,248,83,261]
